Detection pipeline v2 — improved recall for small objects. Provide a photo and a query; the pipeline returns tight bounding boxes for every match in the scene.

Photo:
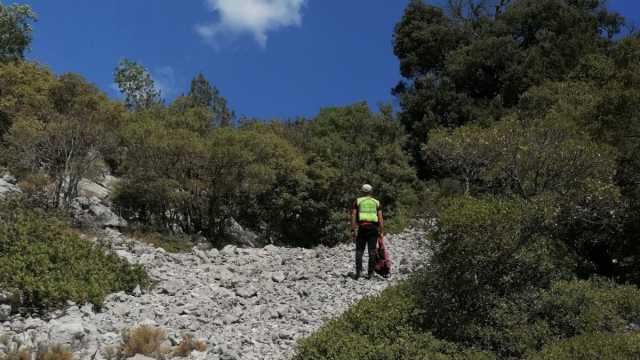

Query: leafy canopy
[0,3,36,62]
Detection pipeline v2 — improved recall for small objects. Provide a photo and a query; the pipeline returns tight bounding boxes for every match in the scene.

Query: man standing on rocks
[351,184,383,280]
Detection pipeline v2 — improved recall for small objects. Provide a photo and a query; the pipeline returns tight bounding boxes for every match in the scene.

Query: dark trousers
[355,225,378,275]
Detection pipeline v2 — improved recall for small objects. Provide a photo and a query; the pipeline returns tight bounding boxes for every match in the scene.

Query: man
[351,184,383,280]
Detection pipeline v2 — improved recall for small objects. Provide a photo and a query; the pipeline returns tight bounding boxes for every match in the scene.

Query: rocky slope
[0,227,429,360]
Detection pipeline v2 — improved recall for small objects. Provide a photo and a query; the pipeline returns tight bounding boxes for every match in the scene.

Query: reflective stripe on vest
[357,196,379,223]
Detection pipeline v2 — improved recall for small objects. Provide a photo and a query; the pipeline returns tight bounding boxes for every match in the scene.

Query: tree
[424,116,618,199]
[424,113,623,277]
[114,117,308,244]
[114,59,162,111]
[0,3,36,62]
[0,61,55,140]
[392,0,624,177]
[188,73,234,127]
[303,103,418,244]
[422,196,572,344]
[4,73,122,208]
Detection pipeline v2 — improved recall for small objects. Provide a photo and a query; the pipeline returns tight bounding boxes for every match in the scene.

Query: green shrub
[293,280,495,360]
[528,332,640,360]
[466,278,640,358]
[421,196,573,341]
[538,279,640,337]
[124,227,194,253]
[302,103,419,245]
[0,201,149,312]
[414,196,640,357]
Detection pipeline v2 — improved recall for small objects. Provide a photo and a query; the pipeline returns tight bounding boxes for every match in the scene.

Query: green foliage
[3,71,123,209]
[124,227,194,253]
[0,200,149,312]
[425,116,617,198]
[528,332,640,360]
[302,102,418,243]
[294,280,495,360]
[114,102,417,246]
[301,276,640,360]
[468,278,640,358]
[393,0,623,175]
[537,279,640,337]
[406,189,639,359]
[0,3,36,63]
[0,61,55,139]
[114,113,309,245]
[188,73,234,127]
[114,59,162,111]
[422,196,572,341]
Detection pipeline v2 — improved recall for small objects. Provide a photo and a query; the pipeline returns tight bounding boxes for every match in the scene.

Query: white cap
[362,184,373,193]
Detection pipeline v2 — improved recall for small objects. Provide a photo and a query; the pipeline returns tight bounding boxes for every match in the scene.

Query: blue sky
[10,0,640,120]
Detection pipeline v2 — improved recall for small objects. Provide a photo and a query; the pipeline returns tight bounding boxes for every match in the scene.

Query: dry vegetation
[0,344,74,360]
[173,334,207,357]
[1,326,208,360]
[120,325,170,359]
[117,327,207,359]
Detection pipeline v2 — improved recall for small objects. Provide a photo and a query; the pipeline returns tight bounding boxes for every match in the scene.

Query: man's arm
[351,209,358,230]
[351,201,358,239]
[378,210,384,238]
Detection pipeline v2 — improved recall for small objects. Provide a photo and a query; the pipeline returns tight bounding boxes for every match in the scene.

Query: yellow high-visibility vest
[357,196,380,222]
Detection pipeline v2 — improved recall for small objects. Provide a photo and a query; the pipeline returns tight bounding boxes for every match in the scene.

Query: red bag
[374,236,391,277]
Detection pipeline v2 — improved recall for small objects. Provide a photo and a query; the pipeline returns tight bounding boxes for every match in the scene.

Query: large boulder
[225,218,261,247]
[77,175,121,200]
[77,178,110,200]
[71,176,128,228]
[129,355,157,360]
[0,304,11,322]
[71,196,127,228]
[47,318,95,351]
[0,174,21,198]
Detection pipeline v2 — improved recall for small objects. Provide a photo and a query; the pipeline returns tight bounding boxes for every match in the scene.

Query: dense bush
[413,191,639,358]
[421,196,573,343]
[112,102,418,247]
[424,114,625,278]
[0,61,55,139]
[468,278,640,358]
[123,227,194,253]
[425,116,618,199]
[528,332,640,360]
[306,104,418,235]
[0,62,124,209]
[113,116,309,245]
[295,274,640,360]
[0,200,149,312]
[393,0,623,176]
[294,280,495,360]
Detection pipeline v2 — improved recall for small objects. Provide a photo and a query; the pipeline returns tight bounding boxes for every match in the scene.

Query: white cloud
[196,0,306,47]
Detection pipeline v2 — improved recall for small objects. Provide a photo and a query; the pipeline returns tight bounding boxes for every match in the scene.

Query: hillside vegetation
[0,199,148,313]
[295,0,640,358]
[0,62,418,248]
[1,0,640,358]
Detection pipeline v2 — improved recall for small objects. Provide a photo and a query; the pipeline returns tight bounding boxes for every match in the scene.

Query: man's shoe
[365,273,373,280]
[352,272,361,280]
